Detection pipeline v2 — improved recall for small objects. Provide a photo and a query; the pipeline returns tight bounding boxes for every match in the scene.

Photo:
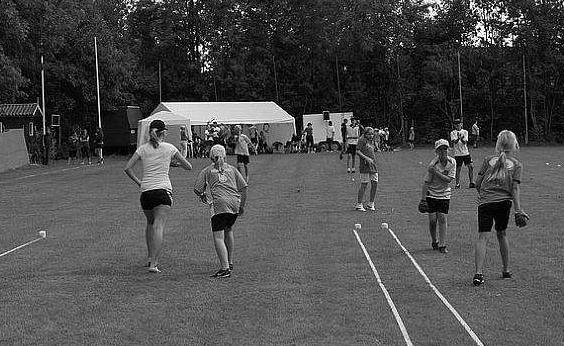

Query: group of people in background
[67,126,104,165]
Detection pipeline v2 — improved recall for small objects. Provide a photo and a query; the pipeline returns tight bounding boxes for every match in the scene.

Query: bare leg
[428,212,438,244]
[437,212,448,246]
[468,163,475,184]
[474,232,490,274]
[143,210,155,263]
[144,205,170,269]
[455,165,462,186]
[497,231,510,272]
[357,182,368,204]
[244,164,249,182]
[213,230,229,270]
[224,227,234,267]
[369,182,378,203]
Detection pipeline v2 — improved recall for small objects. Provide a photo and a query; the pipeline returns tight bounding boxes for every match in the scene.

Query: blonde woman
[124,120,192,273]
[473,130,529,286]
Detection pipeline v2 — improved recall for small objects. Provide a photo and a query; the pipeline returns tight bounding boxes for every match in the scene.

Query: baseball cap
[453,118,461,124]
[149,119,167,131]
[435,139,449,149]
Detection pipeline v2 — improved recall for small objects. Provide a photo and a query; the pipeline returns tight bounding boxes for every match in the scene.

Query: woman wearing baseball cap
[124,119,193,273]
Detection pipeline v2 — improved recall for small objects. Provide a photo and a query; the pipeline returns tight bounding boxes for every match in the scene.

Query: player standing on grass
[339,118,348,160]
[450,119,475,188]
[346,118,360,173]
[355,127,378,212]
[124,120,193,273]
[194,144,248,278]
[473,130,528,286]
[419,139,456,253]
[233,125,252,182]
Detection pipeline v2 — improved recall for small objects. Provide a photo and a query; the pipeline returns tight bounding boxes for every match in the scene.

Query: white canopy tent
[137,111,191,148]
[302,112,353,144]
[150,102,296,145]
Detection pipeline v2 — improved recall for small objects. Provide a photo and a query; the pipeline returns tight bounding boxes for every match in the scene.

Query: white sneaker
[367,202,375,211]
[347,168,351,173]
[148,266,161,273]
[355,204,366,212]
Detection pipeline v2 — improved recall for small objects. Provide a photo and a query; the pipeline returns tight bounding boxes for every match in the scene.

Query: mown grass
[0,146,562,345]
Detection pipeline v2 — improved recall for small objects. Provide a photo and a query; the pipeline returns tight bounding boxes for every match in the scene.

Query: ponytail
[486,151,507,184]
[149,129,159,148]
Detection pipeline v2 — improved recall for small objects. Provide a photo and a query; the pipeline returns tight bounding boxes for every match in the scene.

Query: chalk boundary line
[352,229,414,346]
[0,166,83,184]
[354,224,485,346]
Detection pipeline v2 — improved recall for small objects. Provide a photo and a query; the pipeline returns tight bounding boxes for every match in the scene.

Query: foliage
[1,0,564,143]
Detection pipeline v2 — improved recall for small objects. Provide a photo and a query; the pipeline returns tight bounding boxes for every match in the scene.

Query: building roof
[0,103,43,118]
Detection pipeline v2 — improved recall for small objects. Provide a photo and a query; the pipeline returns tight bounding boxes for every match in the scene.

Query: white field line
[0,237,44,258]
[352,229,414,346]
[384,226,484,346]
[0,166,82,183]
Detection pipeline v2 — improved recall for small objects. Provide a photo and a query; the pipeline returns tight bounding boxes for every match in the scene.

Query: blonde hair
[210,144,226,160]
[149,129,165,148]
[486,130,519,184]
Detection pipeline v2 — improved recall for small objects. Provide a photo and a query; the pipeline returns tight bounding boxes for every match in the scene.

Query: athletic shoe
[367,202,376,211]
[229,263,233,271]
[469,182,476,188]
[355,204,366,212]
[347,168,351,173]
[352,169,356,173]
[438,246,448,254]
[502,271,512,279]
[148,266,161,273]
[473,273,484,286]
[455,184,461,189]
[210,269,231,278]
[432,242,439,250]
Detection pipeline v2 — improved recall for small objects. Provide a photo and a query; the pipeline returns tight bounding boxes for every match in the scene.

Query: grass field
[1,146,563,345]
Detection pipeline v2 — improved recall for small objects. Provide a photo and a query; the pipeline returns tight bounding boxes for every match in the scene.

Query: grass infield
[0,146,563,345]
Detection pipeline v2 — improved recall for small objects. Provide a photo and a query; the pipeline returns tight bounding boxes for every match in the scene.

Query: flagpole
[41,54,46,135]
[457,50,463,124]
[335,56,342,112]
[94,36,101,128]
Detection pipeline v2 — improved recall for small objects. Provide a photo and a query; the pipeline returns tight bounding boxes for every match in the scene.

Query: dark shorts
[140,189,172,210]
[251,137,258,144]
[211,213,238,232]
[478,200,512,233]
[426,197,450,214]
[237,155,250,164]
[306,135,314,146]
[455,155,473,167]
[347,144,357,155]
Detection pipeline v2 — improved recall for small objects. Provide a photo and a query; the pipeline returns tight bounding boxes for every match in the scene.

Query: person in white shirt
[346,119,361,173]
[124,120,193,273]
[233,125,253,182]
[471,120,480,148]
[325,121,336,152]
[450,119,475,189]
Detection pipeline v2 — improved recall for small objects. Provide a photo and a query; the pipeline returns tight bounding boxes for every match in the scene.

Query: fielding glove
[515,211,530,227]
[418,199,429,213]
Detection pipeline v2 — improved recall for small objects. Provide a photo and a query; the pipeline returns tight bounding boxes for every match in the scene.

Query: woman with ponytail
[473,130,528,286]
[124,120,193,273]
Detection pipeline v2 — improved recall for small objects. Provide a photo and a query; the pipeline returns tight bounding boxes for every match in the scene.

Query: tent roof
[139,111,190,125]
[151,102,294,125]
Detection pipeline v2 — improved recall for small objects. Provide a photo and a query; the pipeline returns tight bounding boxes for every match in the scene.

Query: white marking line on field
[0,237,44,258]
[384,226,484,346]
[352,229,414,346]
[1,166,82,183]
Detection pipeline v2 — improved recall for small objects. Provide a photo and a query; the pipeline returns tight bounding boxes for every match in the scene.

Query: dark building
[0,103,43,135]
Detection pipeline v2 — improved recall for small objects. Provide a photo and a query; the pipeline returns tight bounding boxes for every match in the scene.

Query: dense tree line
[1,0,563,143]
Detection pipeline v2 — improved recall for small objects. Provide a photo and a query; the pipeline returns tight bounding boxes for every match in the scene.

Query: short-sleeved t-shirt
[135,142,178,193]
[304,127,313,137]
[346,125,360,145]
[326,125,335,139]
[477,155,522,205]
[471,124,479,136]
[194,163,248,216]
[357,137,378,174]
[424,156,457,199]
[450,129,469,156]
[234,133,252,156]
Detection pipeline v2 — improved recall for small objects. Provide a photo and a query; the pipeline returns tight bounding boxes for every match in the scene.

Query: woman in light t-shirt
[124,120,192,273]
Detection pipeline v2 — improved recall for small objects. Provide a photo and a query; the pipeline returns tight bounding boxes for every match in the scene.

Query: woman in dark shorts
[473,130,528,286]
[124,120,192,273]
